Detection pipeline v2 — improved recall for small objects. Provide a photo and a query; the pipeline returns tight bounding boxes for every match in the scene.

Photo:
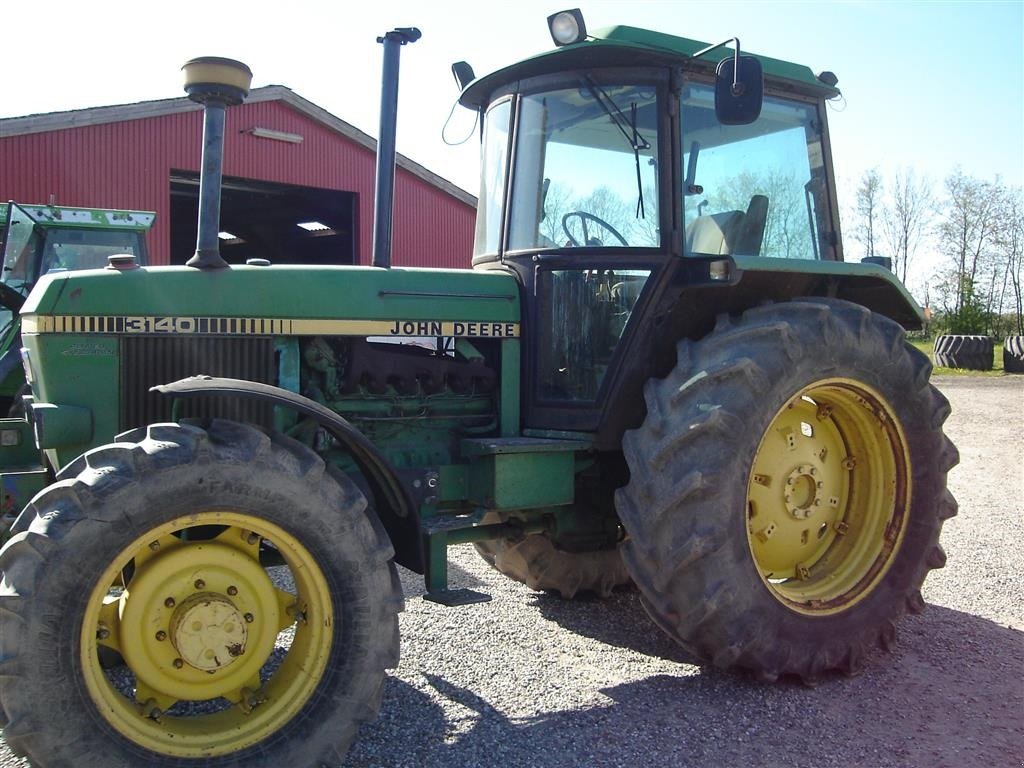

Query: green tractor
[0,11,957,767]
[0,201,154,414]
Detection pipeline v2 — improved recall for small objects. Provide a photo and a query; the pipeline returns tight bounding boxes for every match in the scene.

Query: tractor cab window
[536,268,651,401]
[681,83,831,260]
[40,229,145,272]
[508,81,661,251]
[474,99,512,256]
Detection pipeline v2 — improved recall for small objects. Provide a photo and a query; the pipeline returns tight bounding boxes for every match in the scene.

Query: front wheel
[616,299,959,682]
[0,419,402,767]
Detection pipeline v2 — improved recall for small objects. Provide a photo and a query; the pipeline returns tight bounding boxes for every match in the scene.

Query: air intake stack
[182,57,253,270]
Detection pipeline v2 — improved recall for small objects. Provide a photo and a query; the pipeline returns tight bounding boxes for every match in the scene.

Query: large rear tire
[933,333,993,370]
[0,419,402,767]
[616,299,958,683]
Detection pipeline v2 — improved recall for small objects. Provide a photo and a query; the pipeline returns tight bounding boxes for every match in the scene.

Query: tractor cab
[459,12,844,440]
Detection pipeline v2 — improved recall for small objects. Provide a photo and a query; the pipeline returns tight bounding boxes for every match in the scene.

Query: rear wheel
[0,419,402,767]
[617,299,958,682]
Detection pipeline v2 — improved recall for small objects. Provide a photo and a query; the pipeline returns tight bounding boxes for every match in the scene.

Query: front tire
[616,299,958,682]
[0,419,402,767]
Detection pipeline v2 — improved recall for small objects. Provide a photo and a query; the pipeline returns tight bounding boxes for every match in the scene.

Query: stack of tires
[1005,335,1024,373]
[933,334,993,371]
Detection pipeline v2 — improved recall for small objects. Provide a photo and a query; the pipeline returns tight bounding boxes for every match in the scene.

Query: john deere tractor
[0,11,957,767]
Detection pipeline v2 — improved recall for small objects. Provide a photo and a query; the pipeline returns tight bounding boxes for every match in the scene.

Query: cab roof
[460,24,838,108]
[3,202,155,232]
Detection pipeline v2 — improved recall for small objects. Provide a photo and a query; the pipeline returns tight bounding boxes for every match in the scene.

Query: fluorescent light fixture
[247,127,303,144]
[297,221,330,231]
[218,231,238,240]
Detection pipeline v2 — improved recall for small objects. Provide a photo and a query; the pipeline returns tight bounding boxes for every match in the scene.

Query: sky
[3,0,1022,296]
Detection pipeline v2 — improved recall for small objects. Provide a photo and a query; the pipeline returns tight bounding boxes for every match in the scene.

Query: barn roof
[0,86,476,208]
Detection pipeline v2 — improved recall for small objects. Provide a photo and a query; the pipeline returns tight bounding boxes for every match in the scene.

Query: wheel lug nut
[173,658,184,669]
[246,532,259,545]
[244,613,254,623]
[97,626,110,640]
[148,541,160,551]
[194,579,205,590]
[164,597,176,608]
[227,586,238,596]
[155,630,167,641]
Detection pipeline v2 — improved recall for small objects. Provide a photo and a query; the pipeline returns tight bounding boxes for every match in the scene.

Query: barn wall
[0,100,476,269]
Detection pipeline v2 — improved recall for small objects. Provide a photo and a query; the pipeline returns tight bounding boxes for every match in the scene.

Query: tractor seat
[685,195,769,257]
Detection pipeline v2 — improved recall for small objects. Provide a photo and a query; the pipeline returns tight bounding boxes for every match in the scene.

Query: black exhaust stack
[182,57,253,270]
[372,28,421,269]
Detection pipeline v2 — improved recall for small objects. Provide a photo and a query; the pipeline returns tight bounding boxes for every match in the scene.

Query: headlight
[548,9,587,46]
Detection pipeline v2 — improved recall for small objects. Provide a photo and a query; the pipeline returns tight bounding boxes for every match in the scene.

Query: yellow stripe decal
[22,316,520,338]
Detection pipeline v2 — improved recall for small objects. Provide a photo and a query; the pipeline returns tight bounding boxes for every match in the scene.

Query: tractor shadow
[345,605,1023,768]
[528,586,701,664]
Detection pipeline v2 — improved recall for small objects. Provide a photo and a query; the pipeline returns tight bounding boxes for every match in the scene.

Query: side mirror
[715,55,763,125]
[451,61,475,91]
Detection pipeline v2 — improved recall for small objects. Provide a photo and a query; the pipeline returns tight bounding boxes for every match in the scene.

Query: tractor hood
[21,264,521,336]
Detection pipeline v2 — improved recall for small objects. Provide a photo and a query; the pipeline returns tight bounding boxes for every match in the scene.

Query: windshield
[501,79,661,252]
[681,83,830,260]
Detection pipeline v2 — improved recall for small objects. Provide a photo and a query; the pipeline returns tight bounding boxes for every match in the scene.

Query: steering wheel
[561,212,628,247]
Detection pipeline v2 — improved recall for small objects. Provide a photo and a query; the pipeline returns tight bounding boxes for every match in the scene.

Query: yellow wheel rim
[746,379,910,615]
[80,511,333,758]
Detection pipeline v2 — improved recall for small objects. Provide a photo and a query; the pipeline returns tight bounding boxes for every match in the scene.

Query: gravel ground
[3,375,1022,767]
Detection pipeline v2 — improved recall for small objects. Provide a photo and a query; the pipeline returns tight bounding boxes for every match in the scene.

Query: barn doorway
[169,173,357,266]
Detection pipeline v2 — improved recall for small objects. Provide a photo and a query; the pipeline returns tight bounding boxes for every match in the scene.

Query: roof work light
[548,9,587,46]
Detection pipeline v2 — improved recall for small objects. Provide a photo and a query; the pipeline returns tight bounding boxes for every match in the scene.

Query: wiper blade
[583,78,650,219]
[583,77,650,152]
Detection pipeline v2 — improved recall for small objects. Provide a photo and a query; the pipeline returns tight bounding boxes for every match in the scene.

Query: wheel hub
[116,539,281,702]
[170,593,248,671]
[784,463,821,519]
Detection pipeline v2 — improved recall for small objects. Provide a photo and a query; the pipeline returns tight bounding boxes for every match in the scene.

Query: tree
[853,169,883,260]
[882,169,934,284]
[993,188,1023,335]
[937,171,1003,317]
[568,186,633,244]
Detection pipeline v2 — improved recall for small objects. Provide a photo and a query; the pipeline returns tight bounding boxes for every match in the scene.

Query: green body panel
[462,437,585,510]
[0,418,41,467]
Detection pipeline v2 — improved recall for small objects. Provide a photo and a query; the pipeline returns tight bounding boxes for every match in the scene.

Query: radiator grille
[121,336,276,430]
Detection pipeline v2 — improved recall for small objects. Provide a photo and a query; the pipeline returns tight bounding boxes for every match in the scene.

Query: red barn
[0,86,477,268]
